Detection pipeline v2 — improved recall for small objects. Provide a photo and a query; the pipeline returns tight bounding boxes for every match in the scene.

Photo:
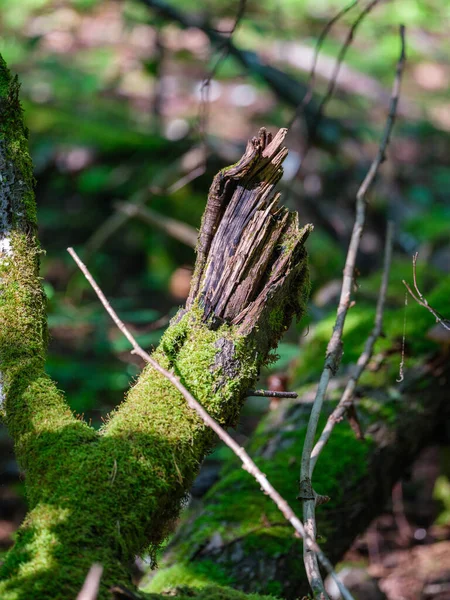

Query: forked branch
[311,220,394,471]
[403,252,450,331]
[299,25,406,599]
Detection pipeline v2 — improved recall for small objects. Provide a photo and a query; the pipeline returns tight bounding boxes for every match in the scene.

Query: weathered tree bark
[0,56,311,600]
[145,355,449,599]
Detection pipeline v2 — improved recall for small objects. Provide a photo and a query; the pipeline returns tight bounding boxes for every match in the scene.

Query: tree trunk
[0,56,311,600]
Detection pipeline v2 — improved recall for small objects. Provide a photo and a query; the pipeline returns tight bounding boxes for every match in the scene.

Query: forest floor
[331,445,450,600]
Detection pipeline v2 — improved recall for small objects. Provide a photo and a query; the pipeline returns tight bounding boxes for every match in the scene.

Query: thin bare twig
[396,290,408,383]
[301,25,405,485]
[76,564,103,600]
[198,0,247,162]
[287,0,379,187]
[152,28,165,131]
[299,26,405,598]
[166,165,205,195]
[310,0,382,140]
[114,202,198,248]
[68,246,354,600]
[81,161,204,266]
[288,0,358,127]
[310,221,394,472]
[247,389,298,399]
[403,253,450,331]
[217,0,247,35]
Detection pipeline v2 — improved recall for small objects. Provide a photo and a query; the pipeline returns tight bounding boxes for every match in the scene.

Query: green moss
[0,231,74,432]
[146,585,278,600]
[265,580,283,597]
[147,561,235,592]
[0,503,129,600]
[0,284,286,599]
[358,396,399,425]
[268,306,285,331]
[0,293,287,599]
[0,57,10,97]
[146,416,371,595]
[241,529,293,557]
[0,57,36,227]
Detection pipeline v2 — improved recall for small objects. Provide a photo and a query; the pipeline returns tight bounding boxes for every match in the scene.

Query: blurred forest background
[0,0,450,598]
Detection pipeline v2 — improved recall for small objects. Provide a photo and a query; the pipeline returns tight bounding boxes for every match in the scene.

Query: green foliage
[295,260,450,384]
[405,207,450,243]
[0,63,36,225]
[433,476,450,526]
[23,101,172,152]
[0,0,49,30]
[307,230,345,287]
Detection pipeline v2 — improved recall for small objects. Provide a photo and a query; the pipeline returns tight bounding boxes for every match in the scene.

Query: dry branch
[76,564,103,600]
[299,25,406,597]
[403,252,450,331]
[248,389,298,399]
[187,128,312,339]
[308,0,382,142]
[1,73,322,598]
[288,0,382,184]
[115,202,198,248]
[310,220,394,470]
[289,0,358,126]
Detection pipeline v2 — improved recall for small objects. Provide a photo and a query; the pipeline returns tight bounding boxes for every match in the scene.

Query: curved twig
[288,0,358,128]
[403,253,450,331]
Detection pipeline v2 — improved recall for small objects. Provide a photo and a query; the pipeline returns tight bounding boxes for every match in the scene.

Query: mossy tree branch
[0,55,311,600]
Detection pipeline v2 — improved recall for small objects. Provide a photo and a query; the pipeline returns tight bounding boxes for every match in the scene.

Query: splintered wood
[187,128,312,335]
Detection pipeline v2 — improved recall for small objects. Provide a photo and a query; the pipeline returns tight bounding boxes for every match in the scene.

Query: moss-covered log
[144,316,450,598]
[0,55,311,600]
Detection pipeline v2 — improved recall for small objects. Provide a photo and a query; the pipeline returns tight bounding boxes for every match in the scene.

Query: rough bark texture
[187,127,311,343]
[144,352,449,599]
[0,55,311,600]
